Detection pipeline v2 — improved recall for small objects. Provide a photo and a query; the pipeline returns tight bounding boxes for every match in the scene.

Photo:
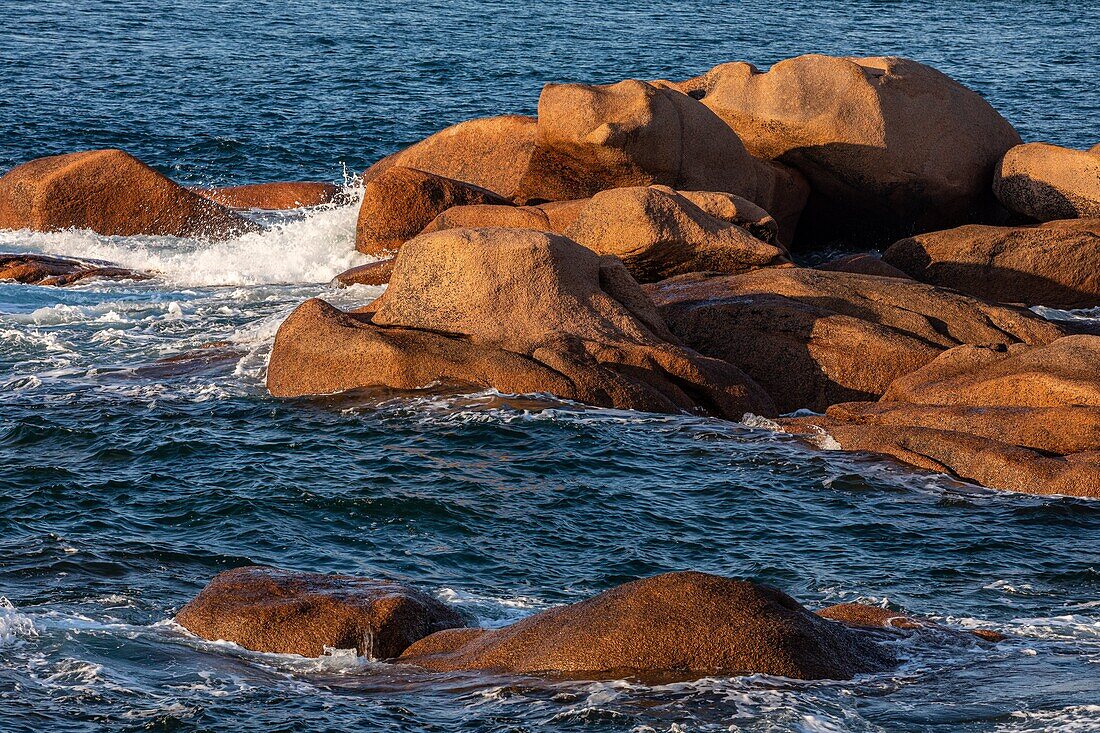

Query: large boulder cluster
[4,54,1094,499]
[2,54,1097,681]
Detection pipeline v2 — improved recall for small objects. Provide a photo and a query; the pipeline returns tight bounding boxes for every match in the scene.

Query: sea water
[2,1,1099,731]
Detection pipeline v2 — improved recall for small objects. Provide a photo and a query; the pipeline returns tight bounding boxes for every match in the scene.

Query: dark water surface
[2,1,1100,731]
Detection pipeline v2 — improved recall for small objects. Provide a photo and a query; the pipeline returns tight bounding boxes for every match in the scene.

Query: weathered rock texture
[676,55,1021,244]
[268,228,775,418]
[331,258,395,287]
[196,182,342,210]
[398,572,895,680]
[781,337,1100,497]
[363,115,537,202]
[517,79,808,242]
[881,337,1100,407]
[815,253,909,279]
[420,204,551,234]
[0,149,257,238]
[883,218,1100,308]
[175,566,464,659]
[355,166,509,254]
[817,603,1005,642]
[0,253,149,286]
[646,268,1062,412]
[561,186,788,282]
[994,142,1100,221]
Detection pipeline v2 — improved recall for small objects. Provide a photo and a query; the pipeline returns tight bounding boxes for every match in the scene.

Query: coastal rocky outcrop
[195,181,341,210]
[420,186,781,249]
[268,227,775,418]
[646,268,1063,412]
[994,142,1100,221]
[782,337,1100,496]
[363,115,538,202]
[880,337,1100,407]
[355,166,509,254]
[176,566,464,659]
[398,572,896,680]
[0,149,257,238]
[560,186,788,282]
[675,55,1021,244]
[883,218,1100,308]
[516,79,809,243]
[420,203,552,234]
[331,258,396,287]
[0,253,148,286]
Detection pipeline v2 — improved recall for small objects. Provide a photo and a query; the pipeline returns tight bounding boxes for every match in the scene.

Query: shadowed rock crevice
[674,55,1021,248]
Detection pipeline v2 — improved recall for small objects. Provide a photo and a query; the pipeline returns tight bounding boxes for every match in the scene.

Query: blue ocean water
[1,2,1099,731]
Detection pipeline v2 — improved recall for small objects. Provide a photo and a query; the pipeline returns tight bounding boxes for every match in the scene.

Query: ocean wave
[0,183,371,287]
[0,598,38,647]
[995,704,1100,732]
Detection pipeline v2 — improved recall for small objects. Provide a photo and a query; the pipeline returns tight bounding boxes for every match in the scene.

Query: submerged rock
[818,603,1005,642]
[175,566,464,659]
[788,410,1100,498]
[994,142,1100,221]
[676,55,1021,244]
[646,268,1062,413]
[883,218,1100,308]
[517,79,808,243]
[355,166,509,255]
[398,572,895,681]
[561,186,788,282]
[363,115,538,202]
[195,181,342,210]
[268,227,775,418]
[0,149,257,239]
[0,253,149,286]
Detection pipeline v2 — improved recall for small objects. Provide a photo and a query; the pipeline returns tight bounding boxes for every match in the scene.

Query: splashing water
[3,1,1100,731]
[0,184,370,287]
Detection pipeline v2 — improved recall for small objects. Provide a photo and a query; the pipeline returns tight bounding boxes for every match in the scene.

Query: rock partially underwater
[176,566,464,659]
[269,227,775,418]
[0,149,258,239]
[0,253,149,286]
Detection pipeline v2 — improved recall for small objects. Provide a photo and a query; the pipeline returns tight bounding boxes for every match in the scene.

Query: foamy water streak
[0,184,370,287]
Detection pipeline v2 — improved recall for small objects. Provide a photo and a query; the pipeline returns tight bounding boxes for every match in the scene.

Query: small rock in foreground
[176,566,464,659]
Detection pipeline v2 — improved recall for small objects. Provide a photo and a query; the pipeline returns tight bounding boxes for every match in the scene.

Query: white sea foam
[995,704,1100,732]
[0,597,39,646]
[0,184,371,287]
